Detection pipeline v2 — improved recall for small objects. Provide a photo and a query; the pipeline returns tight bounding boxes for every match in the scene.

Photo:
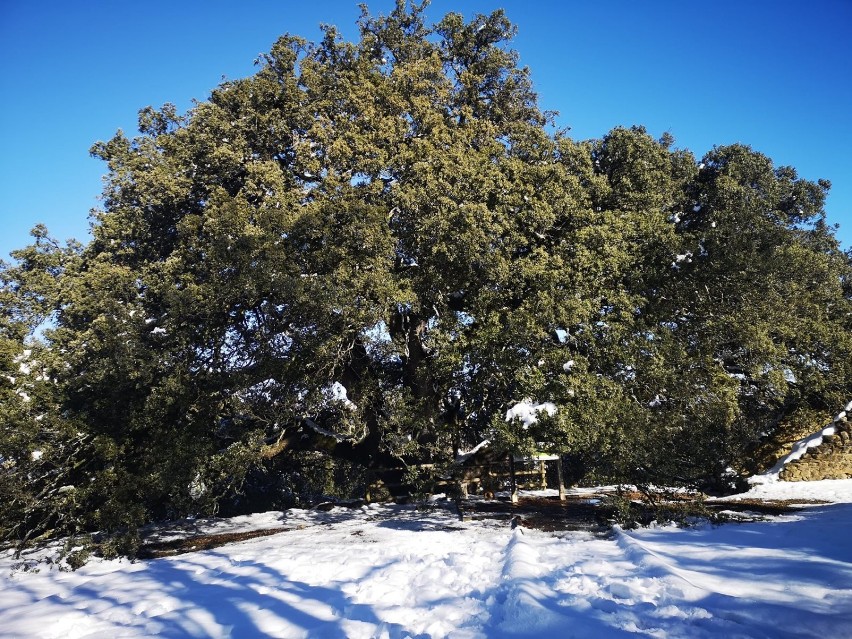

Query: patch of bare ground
[460,495,612,533]
[705,497,829,517]
[131,494,829,559]
[137,527,293,559]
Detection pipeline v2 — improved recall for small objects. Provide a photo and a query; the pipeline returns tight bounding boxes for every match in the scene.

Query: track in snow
[2,502,852,638]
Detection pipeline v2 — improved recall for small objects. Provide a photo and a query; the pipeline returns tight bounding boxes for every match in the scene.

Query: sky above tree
[1,0,850,258]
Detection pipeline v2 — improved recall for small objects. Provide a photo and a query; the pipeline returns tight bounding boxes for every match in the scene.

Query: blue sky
[1,0,850,261]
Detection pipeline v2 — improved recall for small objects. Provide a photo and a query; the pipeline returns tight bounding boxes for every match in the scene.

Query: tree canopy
[2,0,851,551]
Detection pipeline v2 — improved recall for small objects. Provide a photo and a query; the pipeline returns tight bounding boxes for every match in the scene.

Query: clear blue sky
[1,0,850,261]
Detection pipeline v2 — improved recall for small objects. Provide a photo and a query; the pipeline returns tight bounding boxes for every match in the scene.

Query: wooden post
[557,455,566,501]
[539,459,546,490]
[365,470,374,504]
[508,454,519,503]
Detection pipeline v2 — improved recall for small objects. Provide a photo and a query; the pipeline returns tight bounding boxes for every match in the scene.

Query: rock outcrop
[779,402,852,481]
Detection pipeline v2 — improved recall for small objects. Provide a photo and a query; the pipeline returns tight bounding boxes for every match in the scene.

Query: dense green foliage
[2,1,851,549]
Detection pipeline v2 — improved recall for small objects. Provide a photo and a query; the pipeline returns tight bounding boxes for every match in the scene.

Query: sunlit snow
[505,401,557,428]
[3,481,852,638]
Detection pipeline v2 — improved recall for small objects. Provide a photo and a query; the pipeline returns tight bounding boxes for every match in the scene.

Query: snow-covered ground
[2,481,852,638]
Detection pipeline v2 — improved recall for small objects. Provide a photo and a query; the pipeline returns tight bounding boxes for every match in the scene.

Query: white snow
[515,453,560,462]
[715,477,852,504]
[14,349,32,364]
[303,418,348,442]
[3,482,852,638]
[563,360,575,372]
[457,439,490,463]
[505,401,557,428]
[328,382,357,410]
